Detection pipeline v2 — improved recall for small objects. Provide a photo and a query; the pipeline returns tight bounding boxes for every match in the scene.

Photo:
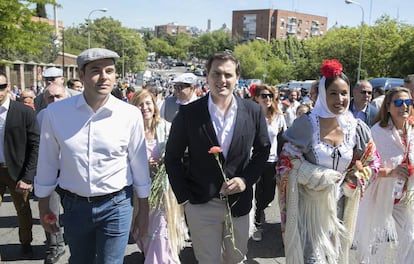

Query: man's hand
[15,180,32,194]
[220,177,246,196]
[38,197,59,233]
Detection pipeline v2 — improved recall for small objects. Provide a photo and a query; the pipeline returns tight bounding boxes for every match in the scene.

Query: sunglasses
[0,84,7,89]
[260,93,274,99]
[360,90,372,95]
[393,99,414,107]
[174,84,191,91]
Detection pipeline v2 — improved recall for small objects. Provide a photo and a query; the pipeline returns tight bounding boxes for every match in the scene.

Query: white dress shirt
[0,98,10,163]
[34,94,151,198]
[208,94,238,158]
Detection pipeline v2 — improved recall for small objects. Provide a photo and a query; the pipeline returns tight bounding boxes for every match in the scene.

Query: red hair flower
[321,59,343,78]
[249,84,257,97]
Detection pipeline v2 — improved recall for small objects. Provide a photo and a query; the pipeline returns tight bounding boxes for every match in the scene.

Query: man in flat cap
[35,48,151,264]
[160,72,199,122]
[35,67,65,113]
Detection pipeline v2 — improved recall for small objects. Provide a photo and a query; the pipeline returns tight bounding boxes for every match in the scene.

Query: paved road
[0,191,285,264]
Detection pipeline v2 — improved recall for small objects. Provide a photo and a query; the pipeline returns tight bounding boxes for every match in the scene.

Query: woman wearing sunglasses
[277,59,380,263]
[354,87,414,263]
[251,84,286,241]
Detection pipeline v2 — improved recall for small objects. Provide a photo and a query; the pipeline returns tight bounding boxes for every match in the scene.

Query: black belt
[57,186,128,203]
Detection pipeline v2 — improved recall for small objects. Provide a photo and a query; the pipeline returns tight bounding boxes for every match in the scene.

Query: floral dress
[277,111,380,264]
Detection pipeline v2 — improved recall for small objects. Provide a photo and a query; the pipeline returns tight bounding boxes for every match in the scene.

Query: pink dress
[133,138,183,264]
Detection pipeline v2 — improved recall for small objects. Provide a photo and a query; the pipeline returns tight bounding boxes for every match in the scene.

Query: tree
[0,0,58,62]
[196,30,235,59]
[36,3,46,18]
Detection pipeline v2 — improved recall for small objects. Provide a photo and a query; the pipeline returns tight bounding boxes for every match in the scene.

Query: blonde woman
[354,87,414,263]
[251,84,286,241]
[130,89,187,263]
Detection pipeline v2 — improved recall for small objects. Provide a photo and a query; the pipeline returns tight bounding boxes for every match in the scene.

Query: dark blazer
[4,100,39,182]
[349,99,379,127]
[165,94,270,217]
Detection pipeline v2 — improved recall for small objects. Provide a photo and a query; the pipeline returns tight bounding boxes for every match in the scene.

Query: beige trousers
[184,198,249,264]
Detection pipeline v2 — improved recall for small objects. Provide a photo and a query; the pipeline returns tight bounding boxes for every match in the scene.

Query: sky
[48,0,413,30]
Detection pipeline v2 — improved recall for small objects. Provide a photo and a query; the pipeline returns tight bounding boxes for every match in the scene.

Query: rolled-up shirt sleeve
[34,109,60,198]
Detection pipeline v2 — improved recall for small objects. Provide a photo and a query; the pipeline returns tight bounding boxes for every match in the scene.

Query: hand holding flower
[43,213,57,225]
[220,177,246,196]
[40,212,59,233]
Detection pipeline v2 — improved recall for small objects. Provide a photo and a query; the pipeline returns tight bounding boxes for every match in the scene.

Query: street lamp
[255,37,268,82]
[345,0,364,81]
[87,8,108,49]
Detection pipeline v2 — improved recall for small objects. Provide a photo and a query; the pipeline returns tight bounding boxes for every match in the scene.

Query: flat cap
[172,73,197,85]
[77,48,120,69]
[42,67,63,78]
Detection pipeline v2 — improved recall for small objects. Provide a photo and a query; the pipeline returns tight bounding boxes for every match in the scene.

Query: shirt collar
[207,93,238,117]
[0,97,11,111]
[76,93,116,113]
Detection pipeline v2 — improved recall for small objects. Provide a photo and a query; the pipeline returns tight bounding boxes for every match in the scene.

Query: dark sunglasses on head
[0,84,7,89]
[393,99,414,107]
[260,93,274,99]
[174,84,191,91]
[360,90,372,95]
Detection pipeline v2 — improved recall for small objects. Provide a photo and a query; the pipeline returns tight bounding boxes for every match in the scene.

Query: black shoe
[45,248,65,264]
[21,243,33,257]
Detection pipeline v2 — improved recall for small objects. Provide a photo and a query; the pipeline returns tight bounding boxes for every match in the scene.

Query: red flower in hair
[321,59,343,78]
[249,84,257,97]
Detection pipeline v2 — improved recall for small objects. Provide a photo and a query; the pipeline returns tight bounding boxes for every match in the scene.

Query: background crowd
[1,47,414,264]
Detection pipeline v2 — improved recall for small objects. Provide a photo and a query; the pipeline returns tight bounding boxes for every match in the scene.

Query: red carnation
[321,59,343,78]
[208,146,223,154]
[43,213,57,225]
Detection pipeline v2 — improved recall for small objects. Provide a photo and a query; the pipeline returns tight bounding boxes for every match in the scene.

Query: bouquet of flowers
[148,160,169,209]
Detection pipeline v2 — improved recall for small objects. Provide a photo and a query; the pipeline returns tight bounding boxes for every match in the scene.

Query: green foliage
[196,30,235,59]
[0,0,58,63]
[36,3,46,18]
[63,17,147,74]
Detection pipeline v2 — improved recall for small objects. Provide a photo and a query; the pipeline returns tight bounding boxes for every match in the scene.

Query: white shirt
[208,94,238,158]
[0,98,10,163]
[34,94,151,198]
[267,114,287,162]
[284,100,300,127]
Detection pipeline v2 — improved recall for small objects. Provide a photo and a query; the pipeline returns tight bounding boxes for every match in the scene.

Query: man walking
[35,48,151,264]
[0,74,39,256]
[37,83,69,263]
[165,51,270,263]
[160,72,198,122]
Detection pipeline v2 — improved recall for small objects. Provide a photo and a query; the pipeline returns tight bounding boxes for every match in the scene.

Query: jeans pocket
[111,189,132,205]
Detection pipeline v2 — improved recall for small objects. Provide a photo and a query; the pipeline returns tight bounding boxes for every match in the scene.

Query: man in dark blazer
[165,51,270,263]
[0,74,40,256]
[350,80,379,127]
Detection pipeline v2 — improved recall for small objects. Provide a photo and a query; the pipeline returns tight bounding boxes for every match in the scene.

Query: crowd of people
[1,47,414,264]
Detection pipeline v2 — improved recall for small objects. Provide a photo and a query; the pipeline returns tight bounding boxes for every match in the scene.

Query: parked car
[368,77,404,90]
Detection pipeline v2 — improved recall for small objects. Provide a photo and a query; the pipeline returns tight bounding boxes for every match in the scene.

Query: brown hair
[373,86,413,128]
[206,50,241,76]
[130,89,160,134]
[252,84,283,122]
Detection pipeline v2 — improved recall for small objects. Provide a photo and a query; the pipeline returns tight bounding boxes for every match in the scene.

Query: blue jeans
[62,186,133,264]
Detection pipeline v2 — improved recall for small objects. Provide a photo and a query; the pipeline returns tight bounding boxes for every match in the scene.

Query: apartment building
[154,23,191,38]
[232,9,327,42]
